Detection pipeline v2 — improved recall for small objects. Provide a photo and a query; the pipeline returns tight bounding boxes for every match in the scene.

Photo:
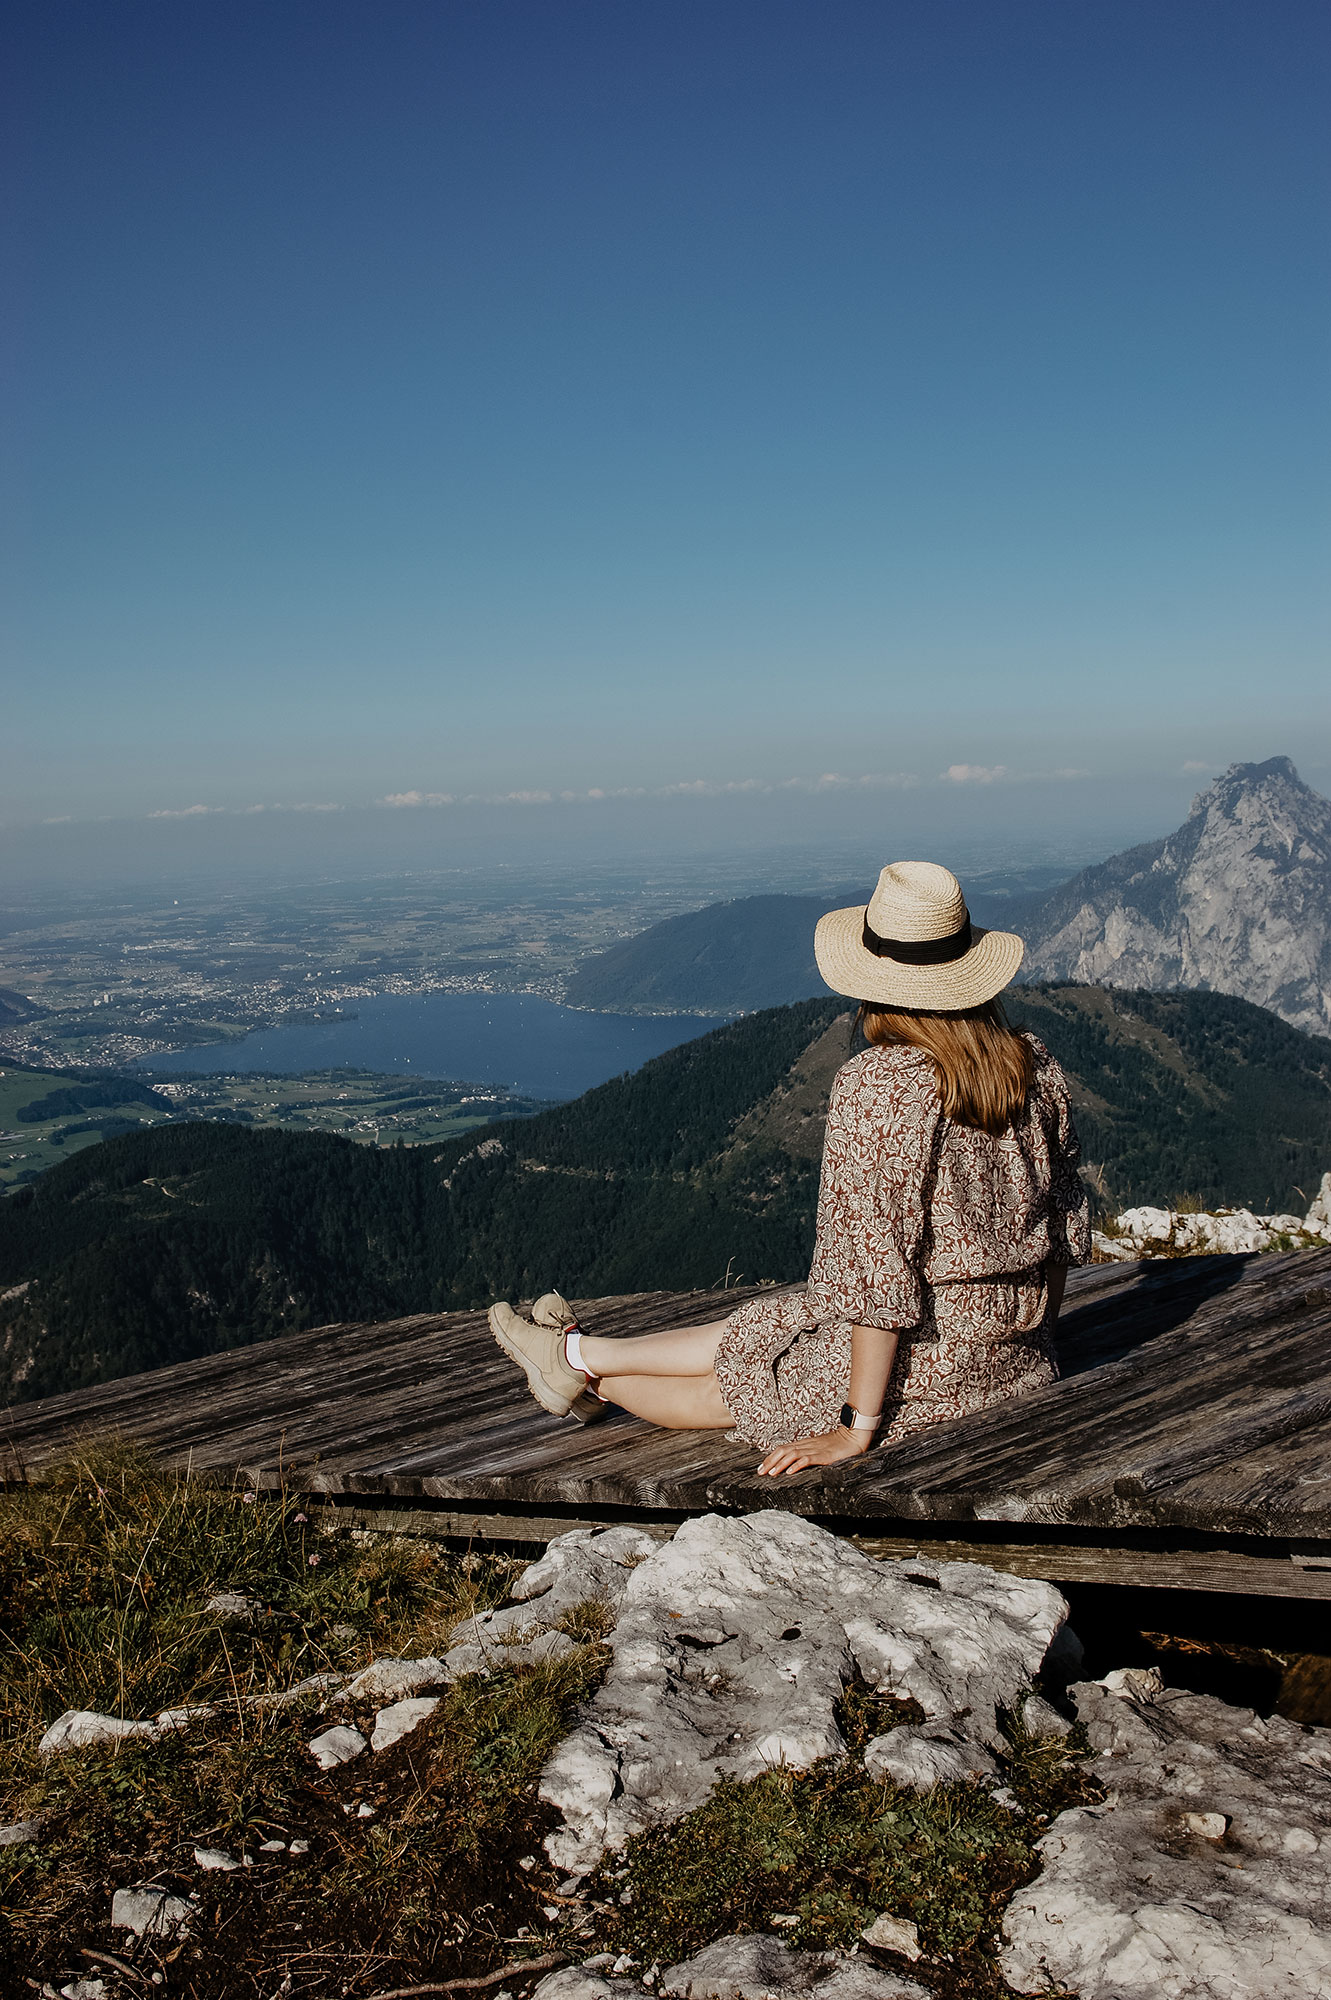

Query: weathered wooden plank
[0,1287,766,1471]
[1117,1380,1331,1496]
[6,1255,1331,1559]
[830,1285,1331,1516]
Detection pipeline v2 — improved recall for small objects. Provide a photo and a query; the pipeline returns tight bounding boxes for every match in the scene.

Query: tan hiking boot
[530,1291,608,1424]
[568,1384,608,1424]
[487,1301,587,1418]
[532,1291,576,1330]
[491,1292,609,1424]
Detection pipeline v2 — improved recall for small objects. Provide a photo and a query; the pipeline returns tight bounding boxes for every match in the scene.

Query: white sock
[564,1330,587,1377]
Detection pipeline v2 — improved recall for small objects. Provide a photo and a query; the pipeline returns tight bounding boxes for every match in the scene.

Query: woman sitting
[489,860,1089,1476]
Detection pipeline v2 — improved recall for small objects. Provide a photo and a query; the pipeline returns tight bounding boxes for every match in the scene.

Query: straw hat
[814,860,1023,1011]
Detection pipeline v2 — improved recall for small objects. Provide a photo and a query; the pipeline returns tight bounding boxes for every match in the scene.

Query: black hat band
[861,913,973,965]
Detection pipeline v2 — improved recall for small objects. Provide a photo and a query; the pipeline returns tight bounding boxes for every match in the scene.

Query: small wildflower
[308,1553,320,1566]
[242,1492,256,1504]
[294,1512,308,1524]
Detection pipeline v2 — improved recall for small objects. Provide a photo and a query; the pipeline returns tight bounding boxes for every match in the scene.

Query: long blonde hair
[855,997,1034,1136]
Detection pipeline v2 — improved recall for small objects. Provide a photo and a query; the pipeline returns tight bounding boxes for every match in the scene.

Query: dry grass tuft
[0,1442,604,1997]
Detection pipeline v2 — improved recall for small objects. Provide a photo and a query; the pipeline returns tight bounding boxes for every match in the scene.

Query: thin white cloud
[1181,759,1212,773]
[942,764,1008,785]
[377,769,921,808]
[941,764,1088,786]
[146,799,343,820]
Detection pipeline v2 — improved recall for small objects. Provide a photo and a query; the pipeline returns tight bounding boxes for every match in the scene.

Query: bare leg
[595,1371,734,1429]
[579,1319,728,1380]
[574,1319,735,1429]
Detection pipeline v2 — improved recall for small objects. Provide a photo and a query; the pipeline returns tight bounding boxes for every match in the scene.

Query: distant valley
[0,1061,542,1194]
[4,981,1329,1403]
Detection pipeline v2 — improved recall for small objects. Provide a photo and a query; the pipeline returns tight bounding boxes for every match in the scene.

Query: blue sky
[5,0,1328,865]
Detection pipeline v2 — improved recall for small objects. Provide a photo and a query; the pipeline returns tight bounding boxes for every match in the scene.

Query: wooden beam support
[314,1496,1331,1602]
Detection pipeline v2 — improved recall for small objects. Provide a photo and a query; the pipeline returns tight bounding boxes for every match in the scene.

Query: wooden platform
[5,1249,1331,1601]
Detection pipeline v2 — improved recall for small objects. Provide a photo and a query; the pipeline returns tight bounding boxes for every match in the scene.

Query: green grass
[588,1683,1098,1998]
[0,1443,606,1996]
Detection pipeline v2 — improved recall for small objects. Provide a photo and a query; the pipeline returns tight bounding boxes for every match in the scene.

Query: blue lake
[134,991,724,1100]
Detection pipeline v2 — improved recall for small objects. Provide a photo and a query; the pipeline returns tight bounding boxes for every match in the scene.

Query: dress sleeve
[1044,1066,1091,1265]
[803,1058,937,1331]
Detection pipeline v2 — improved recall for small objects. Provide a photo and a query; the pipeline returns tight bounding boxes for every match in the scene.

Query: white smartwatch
[839,1402,880,1434]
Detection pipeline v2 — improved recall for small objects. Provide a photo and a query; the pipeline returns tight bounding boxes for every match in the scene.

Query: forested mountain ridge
[2,986,1328,1403]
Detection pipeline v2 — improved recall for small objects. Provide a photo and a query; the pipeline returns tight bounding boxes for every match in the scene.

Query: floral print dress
[713,1036,1090,1450]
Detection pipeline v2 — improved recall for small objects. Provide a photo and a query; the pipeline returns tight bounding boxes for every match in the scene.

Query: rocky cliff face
[1020,757,1331,1035]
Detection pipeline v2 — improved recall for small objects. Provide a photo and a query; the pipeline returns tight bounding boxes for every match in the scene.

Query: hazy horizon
[2,759,1294,897]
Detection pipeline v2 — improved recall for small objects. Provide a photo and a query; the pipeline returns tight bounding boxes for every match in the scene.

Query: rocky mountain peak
[1181,754,1322,839]
[1021,757,1331,1035]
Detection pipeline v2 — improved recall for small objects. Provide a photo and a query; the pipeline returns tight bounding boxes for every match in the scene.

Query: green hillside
[2,987,1328,1403]
[563,895,833,1011]
[0,1061,176,1190]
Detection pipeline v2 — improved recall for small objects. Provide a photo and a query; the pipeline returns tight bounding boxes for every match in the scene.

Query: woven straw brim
[814,905,1024,1011]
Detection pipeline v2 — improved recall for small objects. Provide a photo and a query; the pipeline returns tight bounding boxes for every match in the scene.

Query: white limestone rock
[513,1524,662,1608]
[156,1703,220,1731]
[444,1525,659,1677]
[529,1973,639,2000]
[812,1963,929,2000]
[1019,1693,1073,1740]
[337,1655,448,1705]
[0,1817,43,1847]
[657,1934,927,2000]
[39,1710,159,1756]
[1001,1676,1331,1999]
[860,1913,921,1960]
[442,1627,580,1679]
[308,1724,368,1770]
[1306,1170,1331,1239]
[371,1695,441,1752]
[1103,1204,1323,1259]
[193,1845,241,1871]
[862,1726,998,1790]
[1098,1665,1164,1700]
[110,1885,197,1937]
[539,1511,1068,1872]
[253,1669,344,1709]
[204,1591,262,1621]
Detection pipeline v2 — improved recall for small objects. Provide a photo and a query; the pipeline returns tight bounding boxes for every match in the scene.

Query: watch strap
[839,1402,879,1433]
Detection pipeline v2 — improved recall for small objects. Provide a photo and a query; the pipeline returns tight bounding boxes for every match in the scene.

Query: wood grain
[5,1253,1331,1592]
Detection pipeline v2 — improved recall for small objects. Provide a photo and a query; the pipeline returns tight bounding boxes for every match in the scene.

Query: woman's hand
[757,1427,873,1476]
